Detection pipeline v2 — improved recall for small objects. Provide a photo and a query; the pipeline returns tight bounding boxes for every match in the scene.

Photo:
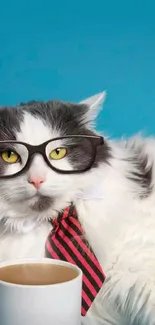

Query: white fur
[0,94,155,324]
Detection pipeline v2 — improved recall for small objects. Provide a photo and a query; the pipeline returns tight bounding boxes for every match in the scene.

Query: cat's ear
[79,91,106,128]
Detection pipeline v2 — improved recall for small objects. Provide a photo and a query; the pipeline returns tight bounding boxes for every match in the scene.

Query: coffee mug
[0,258,82,325]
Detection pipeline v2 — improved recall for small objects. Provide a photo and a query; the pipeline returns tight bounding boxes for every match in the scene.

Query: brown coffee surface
[0,263,78,285]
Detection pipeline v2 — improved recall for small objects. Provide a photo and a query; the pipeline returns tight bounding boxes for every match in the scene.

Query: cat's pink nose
[28,177,45,189]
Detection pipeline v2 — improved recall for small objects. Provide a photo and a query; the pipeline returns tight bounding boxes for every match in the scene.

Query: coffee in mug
[0,263,78,285]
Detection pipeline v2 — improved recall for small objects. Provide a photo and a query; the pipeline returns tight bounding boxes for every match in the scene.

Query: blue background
[0,0,155,138]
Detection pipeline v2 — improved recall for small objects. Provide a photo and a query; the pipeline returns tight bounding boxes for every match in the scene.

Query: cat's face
[0,92,110,213]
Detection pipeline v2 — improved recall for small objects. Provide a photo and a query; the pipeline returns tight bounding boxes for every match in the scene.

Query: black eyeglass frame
[0,135,104,179]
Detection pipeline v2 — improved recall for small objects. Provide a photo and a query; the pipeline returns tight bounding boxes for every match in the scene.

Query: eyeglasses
[0,135,104,178]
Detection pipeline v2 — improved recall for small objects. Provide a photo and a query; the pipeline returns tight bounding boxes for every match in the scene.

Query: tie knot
[52,204,77,227]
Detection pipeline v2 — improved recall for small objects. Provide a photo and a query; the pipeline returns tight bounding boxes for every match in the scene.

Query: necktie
[45,204,106,316]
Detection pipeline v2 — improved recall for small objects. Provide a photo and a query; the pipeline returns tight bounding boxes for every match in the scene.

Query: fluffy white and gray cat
[0,92,155,325]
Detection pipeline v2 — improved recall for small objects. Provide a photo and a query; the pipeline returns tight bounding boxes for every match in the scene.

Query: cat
[0,93,155,325]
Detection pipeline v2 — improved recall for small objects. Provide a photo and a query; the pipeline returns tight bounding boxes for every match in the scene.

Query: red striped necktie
[45,204,106,316]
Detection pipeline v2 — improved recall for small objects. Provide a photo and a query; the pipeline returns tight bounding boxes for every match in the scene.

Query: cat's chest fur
[76,192,155,281]
[0,196,70,262]
[0,201,53,262]
[0,223,51,262]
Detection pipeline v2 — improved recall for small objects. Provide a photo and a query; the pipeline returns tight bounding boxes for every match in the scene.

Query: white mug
[0,258,82,325]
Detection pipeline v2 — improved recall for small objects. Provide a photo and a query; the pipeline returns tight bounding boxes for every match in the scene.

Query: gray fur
[125,140,153,197]
[30,196,54,212]
[103,280,154,325]
[0,107,22,176]
[0,106,23,140]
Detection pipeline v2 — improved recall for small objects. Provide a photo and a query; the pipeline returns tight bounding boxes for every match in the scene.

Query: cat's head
[0,91,111,214]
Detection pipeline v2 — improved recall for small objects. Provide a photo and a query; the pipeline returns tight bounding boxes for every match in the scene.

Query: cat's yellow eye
[1,151,19,164]
[49,147,67,160]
